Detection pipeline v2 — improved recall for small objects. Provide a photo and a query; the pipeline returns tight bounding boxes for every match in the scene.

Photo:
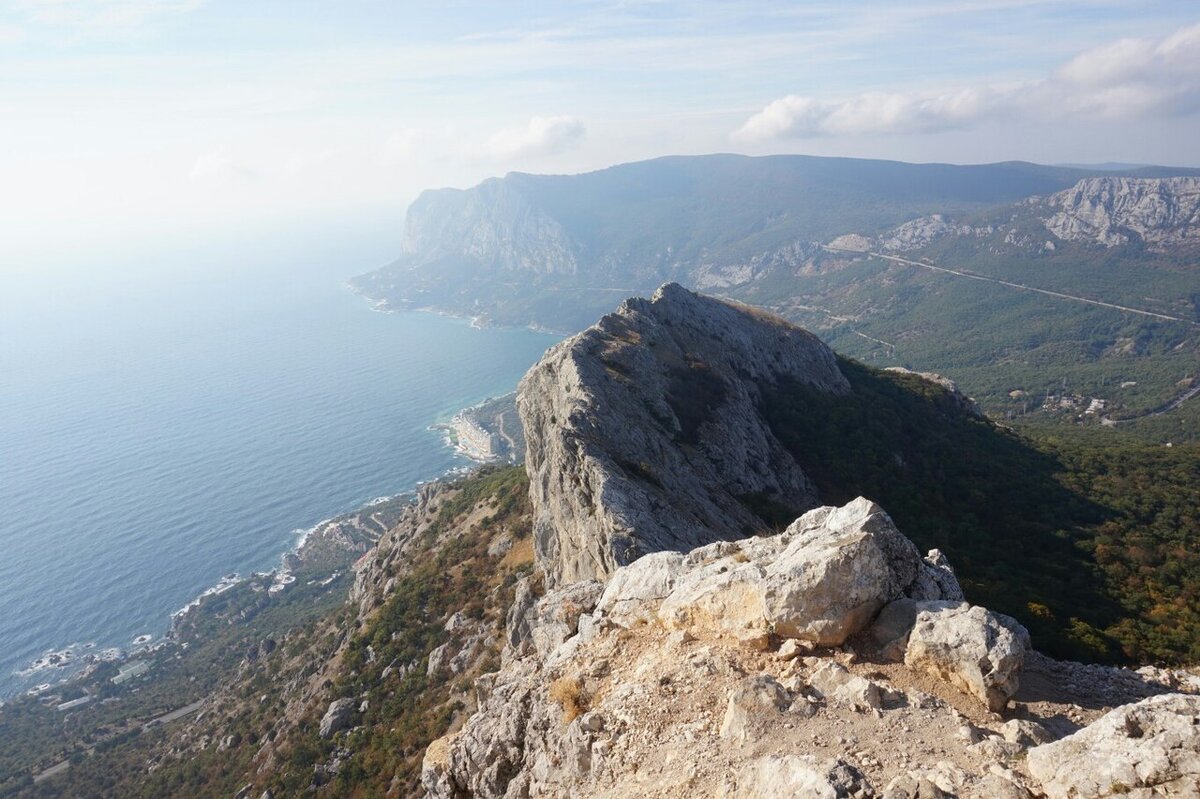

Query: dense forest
[763,358,1200,664]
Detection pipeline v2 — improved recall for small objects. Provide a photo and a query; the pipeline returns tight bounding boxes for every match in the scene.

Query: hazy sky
[3,1,1199,264]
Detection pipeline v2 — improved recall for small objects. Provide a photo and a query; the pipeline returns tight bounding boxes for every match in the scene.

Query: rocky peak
[518,283,849,587]
[1042,176,1200,248]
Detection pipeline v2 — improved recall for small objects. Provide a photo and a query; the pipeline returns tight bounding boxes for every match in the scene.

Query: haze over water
[0,221,559,698]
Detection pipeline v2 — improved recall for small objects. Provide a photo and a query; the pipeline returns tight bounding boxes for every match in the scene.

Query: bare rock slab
[1027,693,1200,798]
[726,755,873,798]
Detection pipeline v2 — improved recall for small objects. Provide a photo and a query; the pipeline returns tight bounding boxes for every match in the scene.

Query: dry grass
[549,674,588,723]
[499,536,535,570]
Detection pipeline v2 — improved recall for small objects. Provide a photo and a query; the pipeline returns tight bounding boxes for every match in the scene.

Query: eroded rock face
[519,282,849,586]
[1026,693,1200,799]
[904,602,1031,712]
[1042,176,1200,249]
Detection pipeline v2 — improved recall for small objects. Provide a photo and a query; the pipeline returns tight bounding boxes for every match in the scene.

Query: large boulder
[659,498,925,645]
[595,498,948,648]
[1026,693,1200,798]
[904,602,1030,712]
[318,698,356,739]
[760,498,923,643]
[519,283,850,587]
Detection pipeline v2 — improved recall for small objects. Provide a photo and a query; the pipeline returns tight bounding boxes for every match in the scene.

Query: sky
[2,0,1200,267]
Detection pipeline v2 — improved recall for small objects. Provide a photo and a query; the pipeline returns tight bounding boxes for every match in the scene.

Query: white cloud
[188,146,255,182]
[736,87,1000,140]
[734,22,1200,142]
[484,115,586,159]
[4,0,203,40]
[383,116,587,167]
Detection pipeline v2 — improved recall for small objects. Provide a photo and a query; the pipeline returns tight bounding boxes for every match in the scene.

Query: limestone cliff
[1041,176,1200,249]
[517,282,849,587]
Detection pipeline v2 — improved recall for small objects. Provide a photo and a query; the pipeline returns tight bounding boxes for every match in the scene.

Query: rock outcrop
[883,367,983,418]
[876,214,992,252]
[519,282,849,586]
[590,498,962,646]
[416,287,1198,799]
[422,498,1039,798]
[903,602,1031,712]
[318,698,355,739]
[1042,176,1200,249]
[399,178,580,275]
[1026,693,1200,798]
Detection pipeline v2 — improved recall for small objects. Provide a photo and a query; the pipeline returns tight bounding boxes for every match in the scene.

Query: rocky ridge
[839,176,1200,256]
[518,283,849,587]
[420,289,1200,798]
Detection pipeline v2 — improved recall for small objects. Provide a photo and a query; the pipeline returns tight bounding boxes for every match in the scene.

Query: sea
[0,218,561,698]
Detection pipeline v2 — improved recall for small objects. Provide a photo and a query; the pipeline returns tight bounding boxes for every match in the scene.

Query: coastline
[346,282,572,337]
[8,474,449,700]
[8,290,546,701]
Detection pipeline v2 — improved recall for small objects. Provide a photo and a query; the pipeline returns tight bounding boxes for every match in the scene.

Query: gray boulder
[592,498,938,648]
[318,698,355,739]
[904,602,1030,712]
[762,498,923,643]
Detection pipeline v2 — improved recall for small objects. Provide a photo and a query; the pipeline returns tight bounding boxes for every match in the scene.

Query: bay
[0,222,559,697]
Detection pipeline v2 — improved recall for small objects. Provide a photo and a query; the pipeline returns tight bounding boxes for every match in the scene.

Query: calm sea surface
[0,225,560,697]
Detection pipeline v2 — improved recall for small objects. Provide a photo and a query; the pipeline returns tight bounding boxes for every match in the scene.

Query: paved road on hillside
[822,245,1200,327]
[33,699,207,784]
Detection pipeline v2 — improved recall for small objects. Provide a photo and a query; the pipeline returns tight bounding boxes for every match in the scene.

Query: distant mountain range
[353,154,1200,441]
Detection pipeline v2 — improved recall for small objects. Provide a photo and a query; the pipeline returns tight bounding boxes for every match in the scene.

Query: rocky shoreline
[7,486,418,705]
